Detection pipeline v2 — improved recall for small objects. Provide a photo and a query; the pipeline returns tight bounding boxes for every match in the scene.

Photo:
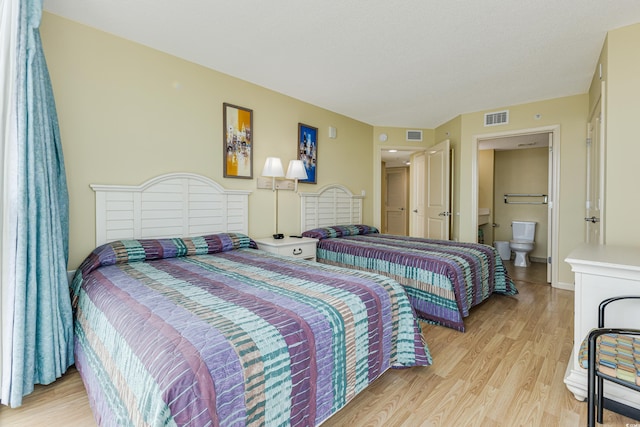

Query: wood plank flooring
[1,261,637,426]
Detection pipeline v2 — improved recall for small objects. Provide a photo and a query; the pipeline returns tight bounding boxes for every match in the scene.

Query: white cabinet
[564,244,640,410]
[254,236,318,261]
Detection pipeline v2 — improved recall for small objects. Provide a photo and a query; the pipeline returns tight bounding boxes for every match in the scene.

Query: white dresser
[564,244,640,410]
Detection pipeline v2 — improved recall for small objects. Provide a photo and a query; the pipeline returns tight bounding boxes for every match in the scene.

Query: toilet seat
[510,240,534,250]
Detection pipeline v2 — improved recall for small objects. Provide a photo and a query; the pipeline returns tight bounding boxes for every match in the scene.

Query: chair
[578,296,640,426]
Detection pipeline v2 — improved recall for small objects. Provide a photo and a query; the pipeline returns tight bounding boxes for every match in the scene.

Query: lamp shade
[261,157,285,178]
[286,160,308,180]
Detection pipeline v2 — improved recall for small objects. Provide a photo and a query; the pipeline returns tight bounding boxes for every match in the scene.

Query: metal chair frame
[586,295,640,426]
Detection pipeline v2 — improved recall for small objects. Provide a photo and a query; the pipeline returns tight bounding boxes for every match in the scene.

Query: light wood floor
[1,261,638,426]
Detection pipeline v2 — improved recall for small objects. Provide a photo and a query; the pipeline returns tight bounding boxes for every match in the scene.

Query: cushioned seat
[578,296,640,426]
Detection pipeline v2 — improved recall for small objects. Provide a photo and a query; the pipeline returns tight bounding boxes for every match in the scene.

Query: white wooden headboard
[91,173,251,246]
[299,184,364,232]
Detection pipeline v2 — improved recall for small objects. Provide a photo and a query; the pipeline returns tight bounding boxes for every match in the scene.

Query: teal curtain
[4,0,73,406]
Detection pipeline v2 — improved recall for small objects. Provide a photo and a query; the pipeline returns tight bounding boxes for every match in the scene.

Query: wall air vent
[406,130,423,141]
[484,110,509,127]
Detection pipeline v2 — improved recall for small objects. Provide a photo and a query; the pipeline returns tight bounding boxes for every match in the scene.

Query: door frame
[471,124,560,287]
[374,145,424,230]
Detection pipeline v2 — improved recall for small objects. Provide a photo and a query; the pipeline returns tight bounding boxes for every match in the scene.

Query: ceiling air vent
[406,130,423,141]
[484,110,509,127]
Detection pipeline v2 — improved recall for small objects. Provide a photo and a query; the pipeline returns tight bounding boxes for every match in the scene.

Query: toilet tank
[512,221,536,241]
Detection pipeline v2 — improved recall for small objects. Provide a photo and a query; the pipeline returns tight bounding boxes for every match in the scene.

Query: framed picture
[223,103,253,178]
[297,123,318,184]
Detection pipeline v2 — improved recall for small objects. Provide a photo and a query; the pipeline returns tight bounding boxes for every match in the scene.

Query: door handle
[584,216,600,223]
[413,209,418,213]
[399,207,405,211]
[438,212,451,217]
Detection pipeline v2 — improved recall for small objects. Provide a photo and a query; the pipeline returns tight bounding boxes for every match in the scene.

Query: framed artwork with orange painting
[223,103,253,178]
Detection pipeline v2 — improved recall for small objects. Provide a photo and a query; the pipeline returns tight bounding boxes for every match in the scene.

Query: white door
[586,89,604,244]
[410,152,426,237]
[426,139,451,240]
[386,167,408,235]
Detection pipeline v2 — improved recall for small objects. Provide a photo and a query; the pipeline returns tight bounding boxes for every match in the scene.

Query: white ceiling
[43,1,640,130]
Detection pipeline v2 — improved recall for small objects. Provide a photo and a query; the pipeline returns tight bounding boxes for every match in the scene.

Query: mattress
[71,233,431,426]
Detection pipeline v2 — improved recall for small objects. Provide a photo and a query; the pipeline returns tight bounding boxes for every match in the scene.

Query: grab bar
[504,193,548,204]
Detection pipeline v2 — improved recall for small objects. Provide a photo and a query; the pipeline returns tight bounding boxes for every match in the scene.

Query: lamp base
[273,233,284,239]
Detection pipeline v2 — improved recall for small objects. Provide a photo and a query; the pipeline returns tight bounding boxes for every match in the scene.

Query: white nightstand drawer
[253,236,318,261]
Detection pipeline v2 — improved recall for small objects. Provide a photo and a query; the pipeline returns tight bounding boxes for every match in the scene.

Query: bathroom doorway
[473,126,559,286]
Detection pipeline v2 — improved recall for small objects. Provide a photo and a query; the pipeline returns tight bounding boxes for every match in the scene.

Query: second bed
[300,186,517,332]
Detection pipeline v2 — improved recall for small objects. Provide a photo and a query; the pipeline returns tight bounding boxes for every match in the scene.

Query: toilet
[509,221,536,267]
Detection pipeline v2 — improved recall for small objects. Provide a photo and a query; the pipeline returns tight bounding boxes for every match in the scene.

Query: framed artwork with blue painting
[297,123,317,184]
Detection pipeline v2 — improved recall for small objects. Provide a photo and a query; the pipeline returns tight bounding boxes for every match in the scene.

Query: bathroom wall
[493,147,548,261]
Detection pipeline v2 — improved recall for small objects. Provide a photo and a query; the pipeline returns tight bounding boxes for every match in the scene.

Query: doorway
[380,147,422,235]
[472,125,560,286]
[384,167,408,235]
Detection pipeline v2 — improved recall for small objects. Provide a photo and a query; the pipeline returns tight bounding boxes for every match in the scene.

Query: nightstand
[254,236,318,261]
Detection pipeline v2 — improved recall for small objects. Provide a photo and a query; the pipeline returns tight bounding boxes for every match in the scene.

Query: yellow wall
[493,147,549,260]
[478,149,494,244]
[41,13,374,268]
[602,23,640,245]
[450,95,588,285]
[41,12,637,287]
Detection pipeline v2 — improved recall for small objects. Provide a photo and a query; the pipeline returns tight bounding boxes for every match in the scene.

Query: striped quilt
[302,225,517,332]
[71,233,431,427]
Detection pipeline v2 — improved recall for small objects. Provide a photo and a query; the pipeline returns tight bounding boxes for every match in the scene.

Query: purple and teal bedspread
[302,225,517,332]
[71,233,430,427]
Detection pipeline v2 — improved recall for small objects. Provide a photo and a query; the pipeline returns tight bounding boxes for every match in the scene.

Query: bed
[71,173,431,426]
[299,185,517,332]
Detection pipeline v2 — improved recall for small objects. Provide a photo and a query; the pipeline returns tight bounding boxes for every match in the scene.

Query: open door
[410,151,426,237]
[426,139,451,240]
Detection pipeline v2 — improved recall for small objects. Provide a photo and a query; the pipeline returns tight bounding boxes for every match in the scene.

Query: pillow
[302,224,379,240]
[70,233,256,307]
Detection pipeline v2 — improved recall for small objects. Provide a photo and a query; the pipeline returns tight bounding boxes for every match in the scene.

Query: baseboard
[553,280,575,291]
